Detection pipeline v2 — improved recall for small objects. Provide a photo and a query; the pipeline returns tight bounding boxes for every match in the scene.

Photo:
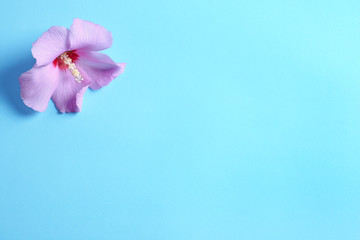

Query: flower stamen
[59,52,84,83]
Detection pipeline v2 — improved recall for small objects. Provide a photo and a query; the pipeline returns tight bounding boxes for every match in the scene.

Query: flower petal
[76,51,126,90]
[69,18,113,52]
[19,64,59,112]
[32,26,69,67]
[51,70,90,113]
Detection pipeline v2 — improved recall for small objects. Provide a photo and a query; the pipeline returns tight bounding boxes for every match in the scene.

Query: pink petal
[76,51,126,90]
[51,70,90,113]
[32,26,69,67]
[69,18,113,52]
[19,64,59,112]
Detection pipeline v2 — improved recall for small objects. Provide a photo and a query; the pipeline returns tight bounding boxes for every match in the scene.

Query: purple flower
[19,18,126,113]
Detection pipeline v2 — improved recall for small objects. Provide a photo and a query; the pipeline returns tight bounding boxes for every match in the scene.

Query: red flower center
[53,50,79,70]
[52,50,84,83]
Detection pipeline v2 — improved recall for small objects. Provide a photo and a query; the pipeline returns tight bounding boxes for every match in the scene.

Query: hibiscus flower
[19,18,126,113]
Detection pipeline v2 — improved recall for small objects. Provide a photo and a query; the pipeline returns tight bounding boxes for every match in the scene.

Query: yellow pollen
[60,52,84,83]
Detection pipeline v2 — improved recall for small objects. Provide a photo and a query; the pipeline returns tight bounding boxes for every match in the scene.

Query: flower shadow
[0,55,37,116]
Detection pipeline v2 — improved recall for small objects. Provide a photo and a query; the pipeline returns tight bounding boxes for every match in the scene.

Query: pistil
[56,52,84,83]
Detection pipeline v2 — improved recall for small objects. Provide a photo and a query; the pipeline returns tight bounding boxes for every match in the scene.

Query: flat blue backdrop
[1,0,360,239]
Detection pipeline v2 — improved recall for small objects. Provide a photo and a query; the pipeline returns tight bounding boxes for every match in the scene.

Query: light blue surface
[1,0,360,239]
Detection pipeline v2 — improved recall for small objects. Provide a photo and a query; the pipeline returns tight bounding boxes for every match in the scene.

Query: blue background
[1,0,360,239]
